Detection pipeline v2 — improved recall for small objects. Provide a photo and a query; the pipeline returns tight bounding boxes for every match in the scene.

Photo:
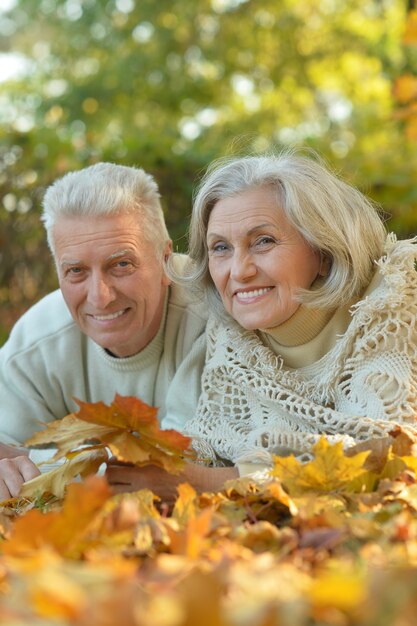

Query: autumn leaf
[3,476,112,558]
[25,414,114,460]
[167,506,214,559]
[25,394,195,475]
[19,447,109,500]
[174,568,228,626]
[309,565,367,615]
[390,426,417,457]
[271,437,369,496]
[30,568,88,621]
[172,483,199,524]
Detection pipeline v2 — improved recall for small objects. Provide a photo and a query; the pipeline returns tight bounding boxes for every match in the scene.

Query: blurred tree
[0,0,415,342]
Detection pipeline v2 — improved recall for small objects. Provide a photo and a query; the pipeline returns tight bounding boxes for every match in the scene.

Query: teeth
[93,310,126,321]
[236,288,271,299]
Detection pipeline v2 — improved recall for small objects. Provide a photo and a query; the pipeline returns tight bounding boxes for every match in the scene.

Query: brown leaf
[389,426,417,457]
[346,436,392,474]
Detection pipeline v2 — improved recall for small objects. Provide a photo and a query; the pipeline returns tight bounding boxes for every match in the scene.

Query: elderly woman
[108,152,417,501]
[164,151,417,473]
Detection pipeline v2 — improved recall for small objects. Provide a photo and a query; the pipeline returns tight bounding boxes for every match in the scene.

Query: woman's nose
[230,250,257,281]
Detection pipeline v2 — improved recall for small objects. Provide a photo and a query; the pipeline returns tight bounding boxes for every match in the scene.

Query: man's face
[54,213,171,357]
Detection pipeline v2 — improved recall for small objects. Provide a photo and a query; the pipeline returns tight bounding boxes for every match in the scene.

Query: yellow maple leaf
[19,447,109,500]
[271,437,369,496]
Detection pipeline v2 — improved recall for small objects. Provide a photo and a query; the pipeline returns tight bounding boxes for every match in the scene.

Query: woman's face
[207,185,322,330]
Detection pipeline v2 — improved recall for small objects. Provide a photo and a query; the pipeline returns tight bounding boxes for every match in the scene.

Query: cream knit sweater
[0,256,207,445]
[186,235,417,468]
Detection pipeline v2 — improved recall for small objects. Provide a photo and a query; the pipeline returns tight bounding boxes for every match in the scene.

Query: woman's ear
[164,240,173,262]
[318,253,331,277]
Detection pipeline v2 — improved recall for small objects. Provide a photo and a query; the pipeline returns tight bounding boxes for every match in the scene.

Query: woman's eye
[255,236,276,247]
[210,242,229,254]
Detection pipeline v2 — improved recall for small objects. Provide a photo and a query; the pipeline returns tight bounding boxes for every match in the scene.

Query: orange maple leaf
[25,394,194,475]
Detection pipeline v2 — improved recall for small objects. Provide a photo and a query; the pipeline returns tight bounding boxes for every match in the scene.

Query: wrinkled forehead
[52,213,155,259]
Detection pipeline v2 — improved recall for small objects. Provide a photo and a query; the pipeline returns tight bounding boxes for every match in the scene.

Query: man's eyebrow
[107,248,135,261]
[60,259,82,268]
[59,249,134,268]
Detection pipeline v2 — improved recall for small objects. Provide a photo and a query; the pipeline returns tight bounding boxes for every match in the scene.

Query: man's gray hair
[42,162,170,258]
[172,151,387,313]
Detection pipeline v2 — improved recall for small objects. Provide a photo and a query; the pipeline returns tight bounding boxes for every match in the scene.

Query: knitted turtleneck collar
[260,303,336,347]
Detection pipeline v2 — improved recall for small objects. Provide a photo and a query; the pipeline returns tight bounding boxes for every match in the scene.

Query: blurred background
[1,0,417,345]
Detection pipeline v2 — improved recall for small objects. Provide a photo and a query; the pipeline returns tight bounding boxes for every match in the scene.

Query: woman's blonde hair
[171,151,387,313]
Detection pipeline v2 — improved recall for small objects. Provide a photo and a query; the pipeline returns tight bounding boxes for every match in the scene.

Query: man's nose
[230,250,257,282]
[87,274,116,308]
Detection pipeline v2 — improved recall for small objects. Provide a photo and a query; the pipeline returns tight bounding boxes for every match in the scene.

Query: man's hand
[105,460,239,509]
[0,455,41,500]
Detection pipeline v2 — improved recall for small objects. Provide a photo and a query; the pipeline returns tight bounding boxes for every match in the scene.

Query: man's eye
[113,260,135,271]
[68,267,82,274]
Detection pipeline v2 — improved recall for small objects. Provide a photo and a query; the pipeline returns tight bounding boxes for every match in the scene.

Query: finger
[0,478,13,501]
[13,456,41,482]
[0,457,40,499]
[0,461,25,498]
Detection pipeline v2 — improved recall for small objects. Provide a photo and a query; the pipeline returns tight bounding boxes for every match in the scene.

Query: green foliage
[0,0,416,342]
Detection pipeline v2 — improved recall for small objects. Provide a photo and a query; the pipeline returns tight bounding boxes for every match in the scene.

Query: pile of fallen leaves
[2,397,417,625]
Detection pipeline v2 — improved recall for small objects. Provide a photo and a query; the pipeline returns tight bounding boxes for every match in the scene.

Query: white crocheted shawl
[186,235,417,465]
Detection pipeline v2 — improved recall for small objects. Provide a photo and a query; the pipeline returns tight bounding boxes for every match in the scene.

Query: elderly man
[0,162,207,499]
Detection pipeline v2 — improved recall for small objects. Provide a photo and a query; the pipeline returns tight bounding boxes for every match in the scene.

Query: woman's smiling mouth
[234,287,273,300]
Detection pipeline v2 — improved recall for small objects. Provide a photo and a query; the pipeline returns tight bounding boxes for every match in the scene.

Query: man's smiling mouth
[91,309,128,321]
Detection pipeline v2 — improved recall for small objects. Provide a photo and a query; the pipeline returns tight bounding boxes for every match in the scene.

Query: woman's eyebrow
[247,222,278,235]
[207,222,280,242]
